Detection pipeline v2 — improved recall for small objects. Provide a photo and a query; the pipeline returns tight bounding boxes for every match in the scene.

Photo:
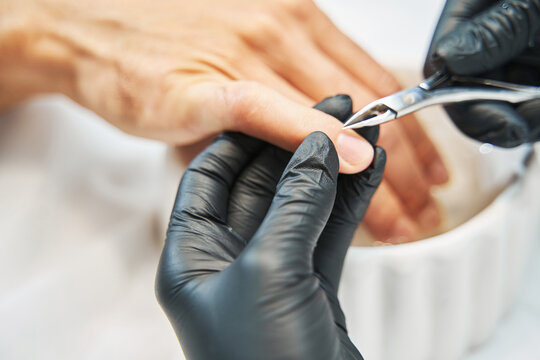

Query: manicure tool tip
[342,109,396,130]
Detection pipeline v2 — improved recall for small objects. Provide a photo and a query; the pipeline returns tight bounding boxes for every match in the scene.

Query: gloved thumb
[244,131,339,273]
[431,0,540,75]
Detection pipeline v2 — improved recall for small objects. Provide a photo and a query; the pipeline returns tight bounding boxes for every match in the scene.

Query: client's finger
[187,80,375,174]
[172,132,264,221]
[363,182,419,244]
[306,11,449,184]
[379,124,441,229]
[398,115,449,184]
[235,55,314,106]
[307,8,402,97]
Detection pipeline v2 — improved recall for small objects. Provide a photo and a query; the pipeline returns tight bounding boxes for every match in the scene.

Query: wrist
[0,0,77,108]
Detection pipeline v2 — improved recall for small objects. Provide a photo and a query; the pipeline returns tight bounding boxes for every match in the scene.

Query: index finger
[173,133,264,222]
[186,80,375,174]
[431,0,540,75]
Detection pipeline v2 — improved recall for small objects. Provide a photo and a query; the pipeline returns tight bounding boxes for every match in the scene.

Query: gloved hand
[155,95,385,360]
[425,0,540,147]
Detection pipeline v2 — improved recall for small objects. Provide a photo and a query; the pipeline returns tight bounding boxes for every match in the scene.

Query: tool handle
[397,86,540,117]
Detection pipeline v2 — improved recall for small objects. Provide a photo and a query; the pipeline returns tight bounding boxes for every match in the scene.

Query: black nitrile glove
[156,95,385,360]
[425,0,540,147]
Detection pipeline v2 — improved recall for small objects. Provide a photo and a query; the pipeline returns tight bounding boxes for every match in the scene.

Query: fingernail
[336,132,374,172]
[372,241,393,247]
[429,160,449,184]
[388,217,417,243]
[355,126,380,147]
[386,236,411,245]
[418,202,441,230]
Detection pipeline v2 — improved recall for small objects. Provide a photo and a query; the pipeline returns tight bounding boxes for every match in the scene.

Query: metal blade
[342,109,397,129]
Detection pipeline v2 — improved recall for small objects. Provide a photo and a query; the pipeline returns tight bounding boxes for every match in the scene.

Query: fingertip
[336,131,374,174]
[387,217,418,244]
[369,146,386,181]
[306,131,340,176]
[425,49,446,76]
[428,159,450,184]
[432,30,484,75]
[285,131,340,183]
[253,132,341,255]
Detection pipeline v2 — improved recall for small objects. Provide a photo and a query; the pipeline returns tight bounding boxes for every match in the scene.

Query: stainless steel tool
[342,72,540,130]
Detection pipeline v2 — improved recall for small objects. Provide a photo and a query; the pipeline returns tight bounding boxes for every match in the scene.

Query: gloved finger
[314,94,380,146]
[430,0,540,75]
[171,132,264,224]
[227,94,359,241]
[314,146,386,295]
[445,101,530,147]
[425,0,507,76]
[227,145,291,241]
[246,131,339,273]
[517,99,540,141]
[431,0,494,39]
[314,95,354,123]
[157,133,266,302]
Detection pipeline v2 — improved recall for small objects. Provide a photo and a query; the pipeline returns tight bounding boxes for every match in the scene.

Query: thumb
[190,80,374,174]
[244,131,339,273]
[314,146,386,294]
[432,0,540,75]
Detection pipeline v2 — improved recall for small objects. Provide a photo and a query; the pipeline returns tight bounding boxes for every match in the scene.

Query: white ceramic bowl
[339,108,540,360]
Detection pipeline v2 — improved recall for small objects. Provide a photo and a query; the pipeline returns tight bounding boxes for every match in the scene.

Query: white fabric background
[1,0,539,359]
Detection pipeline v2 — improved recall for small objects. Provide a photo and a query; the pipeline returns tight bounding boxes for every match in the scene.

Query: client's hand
[2,0,446,243]
[425,0,540,147]
[156,96,385,359]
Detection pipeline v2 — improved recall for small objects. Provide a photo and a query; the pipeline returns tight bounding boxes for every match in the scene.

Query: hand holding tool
[423,0,540,147]
[343,72,540,131]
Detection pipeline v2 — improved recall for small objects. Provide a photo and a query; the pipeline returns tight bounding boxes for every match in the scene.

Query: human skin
[0,0,448,242]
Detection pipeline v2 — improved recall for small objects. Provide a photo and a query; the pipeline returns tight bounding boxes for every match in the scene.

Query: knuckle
[402,186,430,211]
[219,81,265,128]
[278,0,313,20]
[376,71,401,95]
[238,250,261,273]
[238,12,285,47]
[239,247,282,275]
